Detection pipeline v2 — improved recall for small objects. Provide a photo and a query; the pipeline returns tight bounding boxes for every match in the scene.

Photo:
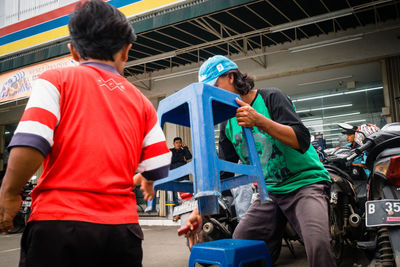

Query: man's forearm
[0,147,44,196]
[183,147,192,160]
[256,115,300,150]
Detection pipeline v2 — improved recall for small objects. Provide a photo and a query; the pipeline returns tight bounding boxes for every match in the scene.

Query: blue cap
[198,55,238,86]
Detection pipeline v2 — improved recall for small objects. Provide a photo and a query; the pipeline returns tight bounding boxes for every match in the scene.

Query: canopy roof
[1,0,399,78]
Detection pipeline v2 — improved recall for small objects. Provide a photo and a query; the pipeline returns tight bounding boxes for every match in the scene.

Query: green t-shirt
[219,88,330,194]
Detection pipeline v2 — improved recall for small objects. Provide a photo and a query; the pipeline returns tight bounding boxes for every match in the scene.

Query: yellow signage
[0,57,78,103]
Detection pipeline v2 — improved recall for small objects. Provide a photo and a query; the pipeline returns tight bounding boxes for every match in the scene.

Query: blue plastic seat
[148,82,269,215]
[188,239,273,267]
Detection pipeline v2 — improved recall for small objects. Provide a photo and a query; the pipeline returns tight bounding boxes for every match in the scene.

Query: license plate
[173,199,197,217]
[366,200,400,227]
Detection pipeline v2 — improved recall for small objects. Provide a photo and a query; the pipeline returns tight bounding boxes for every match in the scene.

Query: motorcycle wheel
[329,205,344,263]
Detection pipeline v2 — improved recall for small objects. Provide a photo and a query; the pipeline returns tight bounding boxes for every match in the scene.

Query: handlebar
[177,221,199,236]
[356,139,374,154]
[346,140,374,161]
[346,153,358,162]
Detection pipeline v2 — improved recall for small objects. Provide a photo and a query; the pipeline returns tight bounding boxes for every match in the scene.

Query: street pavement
[0,219,368,267]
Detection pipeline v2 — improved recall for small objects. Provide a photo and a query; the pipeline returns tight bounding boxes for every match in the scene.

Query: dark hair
[220,69,255,95]
[173,137,182,142]
[68,0,136,61]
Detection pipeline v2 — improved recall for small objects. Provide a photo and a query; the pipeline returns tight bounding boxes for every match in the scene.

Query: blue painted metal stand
[188,239,273,267]
[148,83,269,215]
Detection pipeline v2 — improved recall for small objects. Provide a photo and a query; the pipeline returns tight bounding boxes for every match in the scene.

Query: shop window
[290,82,386,148]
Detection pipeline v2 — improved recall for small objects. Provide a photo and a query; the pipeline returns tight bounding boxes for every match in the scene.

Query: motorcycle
[175,186,302,259]
[174,191,238,246]
[11,176,35,233]
[322,145,367,263]
[344,123,400,267]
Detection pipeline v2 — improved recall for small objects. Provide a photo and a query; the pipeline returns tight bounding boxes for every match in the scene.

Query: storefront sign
[0,57,77,103]
[0,0,186,57]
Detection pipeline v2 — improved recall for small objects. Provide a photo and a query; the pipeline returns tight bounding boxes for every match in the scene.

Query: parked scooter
[175,186,302,259]
[322,144,366,263]
[20,178,34,225]
[344,123,400,267]
[11,176,36,233]
[174,191,238,247]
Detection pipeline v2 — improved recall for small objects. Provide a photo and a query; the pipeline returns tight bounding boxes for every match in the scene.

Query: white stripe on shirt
[137,151,172,172]
[142,120,166,148]
[25,78,61,123]
[15,121,54,147]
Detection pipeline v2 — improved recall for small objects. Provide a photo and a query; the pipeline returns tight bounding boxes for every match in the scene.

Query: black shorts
[19,221,143,267]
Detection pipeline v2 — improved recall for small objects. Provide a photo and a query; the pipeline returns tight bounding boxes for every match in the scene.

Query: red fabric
[140,141,170,162]
[20,107,58,130]
[27,65,167,224]
[179,192,193,201]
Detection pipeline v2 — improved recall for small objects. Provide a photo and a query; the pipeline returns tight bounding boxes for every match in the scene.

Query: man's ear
[68,43,80,62]
[228,72,235,85]
[121,44,132,62]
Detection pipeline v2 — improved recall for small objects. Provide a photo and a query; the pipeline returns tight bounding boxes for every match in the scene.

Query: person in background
[170,137,192,221]
[0,1,171,266]
[342,125,359,149]
[184,55,336,267]
[170,137,192,173]
[339,123,369,174]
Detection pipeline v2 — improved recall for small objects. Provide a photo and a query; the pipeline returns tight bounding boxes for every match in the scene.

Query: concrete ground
[0,218,368,267]
[0,225,305,267]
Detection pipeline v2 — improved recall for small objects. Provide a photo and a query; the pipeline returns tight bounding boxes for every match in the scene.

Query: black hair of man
[68,0,137,61]
[173,137,182,143]
[219,69,255,95]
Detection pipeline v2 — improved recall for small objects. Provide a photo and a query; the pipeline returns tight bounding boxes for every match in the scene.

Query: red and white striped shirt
[9,62,171,224]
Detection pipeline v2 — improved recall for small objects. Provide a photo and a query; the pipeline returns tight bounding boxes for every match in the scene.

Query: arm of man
[235,89,310,153]
[183,146,192,161]
[133,173,154,201]
[240,106,300,150]
[136,96,171,188]
[0,147,44,233]
[185,207,202,249]
[218,121,240,179]
[1,71,61,233]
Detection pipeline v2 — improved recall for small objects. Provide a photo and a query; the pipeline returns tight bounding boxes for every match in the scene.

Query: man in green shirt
[186,55,336,267]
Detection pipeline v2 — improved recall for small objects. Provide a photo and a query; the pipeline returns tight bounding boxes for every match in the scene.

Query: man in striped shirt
[0,1,171,266]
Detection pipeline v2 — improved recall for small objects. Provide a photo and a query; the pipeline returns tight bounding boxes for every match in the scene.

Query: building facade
[1,0,400,212]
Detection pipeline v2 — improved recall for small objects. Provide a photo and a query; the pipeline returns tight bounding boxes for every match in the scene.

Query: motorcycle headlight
[374,156,400,185]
